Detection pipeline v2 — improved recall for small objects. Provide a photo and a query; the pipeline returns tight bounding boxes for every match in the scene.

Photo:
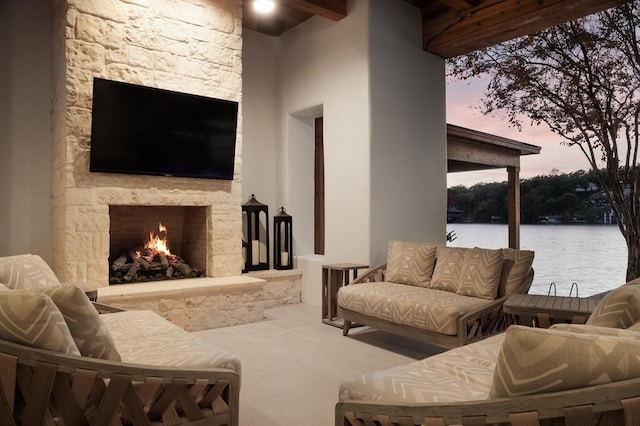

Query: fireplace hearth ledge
[97,276,270,331]
[98,276,265,300]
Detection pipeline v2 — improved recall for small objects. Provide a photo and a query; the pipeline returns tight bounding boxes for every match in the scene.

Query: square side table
[322,263,368,328]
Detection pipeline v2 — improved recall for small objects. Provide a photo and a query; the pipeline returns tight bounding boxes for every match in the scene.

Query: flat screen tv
[90,77,238,180]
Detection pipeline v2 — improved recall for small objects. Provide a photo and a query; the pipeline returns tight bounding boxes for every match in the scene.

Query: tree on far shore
[447,1,640,281]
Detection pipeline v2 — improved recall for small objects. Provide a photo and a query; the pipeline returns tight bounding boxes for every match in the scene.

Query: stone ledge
[98,276,266,303]
[95,274,303,331]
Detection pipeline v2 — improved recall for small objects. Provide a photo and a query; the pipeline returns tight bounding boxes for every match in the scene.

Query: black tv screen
[90,77,238,180]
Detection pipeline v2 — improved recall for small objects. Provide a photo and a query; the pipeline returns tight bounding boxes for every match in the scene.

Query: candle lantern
[242,194,269,272]
[274,207,293,270]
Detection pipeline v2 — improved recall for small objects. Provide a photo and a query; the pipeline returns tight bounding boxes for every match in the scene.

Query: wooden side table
[504,293,599,328]
[322,263,369,328]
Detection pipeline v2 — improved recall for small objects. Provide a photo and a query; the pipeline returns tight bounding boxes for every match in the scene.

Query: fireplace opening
[109,206,207,284]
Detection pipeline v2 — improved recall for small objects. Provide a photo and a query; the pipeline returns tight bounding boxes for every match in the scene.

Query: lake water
[445,223,628,297]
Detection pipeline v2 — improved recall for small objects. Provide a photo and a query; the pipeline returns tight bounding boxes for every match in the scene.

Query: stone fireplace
[50,0,244,288]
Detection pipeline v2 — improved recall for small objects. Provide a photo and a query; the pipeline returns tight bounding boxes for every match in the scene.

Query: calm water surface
[445,223,627,297]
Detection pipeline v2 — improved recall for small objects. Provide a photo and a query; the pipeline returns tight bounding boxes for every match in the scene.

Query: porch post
[507,165,520,249]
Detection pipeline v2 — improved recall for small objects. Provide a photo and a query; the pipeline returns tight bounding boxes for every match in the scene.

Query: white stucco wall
[368,0,447,265]
[278,1,372,264]
[242,0,447,305]
[241,30,278,216]
[0,0,52,261]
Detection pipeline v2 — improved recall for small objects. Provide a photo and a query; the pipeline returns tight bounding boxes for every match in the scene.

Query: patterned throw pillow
[490,325,640,398]
[586,285,640,328]
[457,248,503,300]
[430,246,468,293]
[20,287,121,361]
[386,241,438,287]
[0,291,80,355]
[499,249,535,297]
[0,254,61,289]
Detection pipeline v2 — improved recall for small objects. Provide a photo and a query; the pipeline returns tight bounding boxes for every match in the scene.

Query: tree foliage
[447,1,640,280]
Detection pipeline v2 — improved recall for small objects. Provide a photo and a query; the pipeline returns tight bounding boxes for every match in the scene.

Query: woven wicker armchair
[338,264,534,349]
[0,336,240,425]
[336,377,640,425]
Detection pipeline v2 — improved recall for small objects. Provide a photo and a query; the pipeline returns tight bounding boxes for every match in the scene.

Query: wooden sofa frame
[0,302,240,426]
[338,264,534,349]
[336,377,640,425]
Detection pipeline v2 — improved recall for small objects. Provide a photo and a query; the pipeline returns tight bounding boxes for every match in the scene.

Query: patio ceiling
[242,0,629,58]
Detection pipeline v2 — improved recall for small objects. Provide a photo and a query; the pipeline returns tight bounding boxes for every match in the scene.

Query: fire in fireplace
[110,222,204,284]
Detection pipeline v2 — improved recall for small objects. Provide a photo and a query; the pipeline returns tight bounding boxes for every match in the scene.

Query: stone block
[76,13,123,48]
[66,39,105,73]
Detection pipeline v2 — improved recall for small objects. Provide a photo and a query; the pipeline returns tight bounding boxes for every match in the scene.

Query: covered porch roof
[447,124,542,248]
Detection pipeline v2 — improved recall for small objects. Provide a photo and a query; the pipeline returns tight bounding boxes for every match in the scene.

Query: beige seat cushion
[490,325,640,398]
[386,241,437,287]
[101,310,241,374]
[338,281,492,335]
[586,285,640,328]
[19,286,121,361]
[0,291,80,355]
[0,254,61,289]
[339,333,504,404]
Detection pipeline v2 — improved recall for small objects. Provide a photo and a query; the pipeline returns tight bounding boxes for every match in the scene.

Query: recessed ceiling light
[253,0,275,14]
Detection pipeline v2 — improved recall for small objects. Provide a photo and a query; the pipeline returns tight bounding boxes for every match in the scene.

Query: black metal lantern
[242,194,269,272]
[274,207,293,270]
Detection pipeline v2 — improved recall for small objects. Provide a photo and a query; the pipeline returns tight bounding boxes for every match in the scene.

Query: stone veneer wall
[50,0,244,286]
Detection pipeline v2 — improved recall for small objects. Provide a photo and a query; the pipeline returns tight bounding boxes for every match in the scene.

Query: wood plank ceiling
[242,0,630,58]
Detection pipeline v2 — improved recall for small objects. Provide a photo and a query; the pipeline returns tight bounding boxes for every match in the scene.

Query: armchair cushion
[386,241,437,287]
[0,291,80,355]
[20,286,121,361]
[490,325,640,398]
[0,254,61,289]
[586,285,640,328]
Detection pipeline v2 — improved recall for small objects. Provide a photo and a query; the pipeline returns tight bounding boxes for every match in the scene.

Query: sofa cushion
[490,325,640,398]
[586,285,640,328]
[457,247,503,300]
[0,254,61,289]
[0,291,80,355]
[430,247,503,299]
[338,281,492,336]
[20,286,120,361]
[430,246,467,293]
[386,241,437,287]
[499,248,535,297]
[339,333,504,404]
[101,310,241,374]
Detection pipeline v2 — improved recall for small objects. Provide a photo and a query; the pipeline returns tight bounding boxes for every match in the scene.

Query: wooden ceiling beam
[286,0,347,21]
[436,0,477,12]
[422,0,629,58]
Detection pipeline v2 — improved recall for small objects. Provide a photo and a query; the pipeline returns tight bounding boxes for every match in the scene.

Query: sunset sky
[446,76,592,188]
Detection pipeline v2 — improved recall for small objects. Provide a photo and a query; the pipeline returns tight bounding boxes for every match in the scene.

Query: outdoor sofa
[338,241,535,348]
[0,254,240,425]
[337,277,640,425]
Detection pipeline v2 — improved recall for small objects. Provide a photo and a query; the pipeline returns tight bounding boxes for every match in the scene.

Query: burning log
[109,250,203,284]
[123,259,141,282]
[108,222,204,284]
[112,255,128,271]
